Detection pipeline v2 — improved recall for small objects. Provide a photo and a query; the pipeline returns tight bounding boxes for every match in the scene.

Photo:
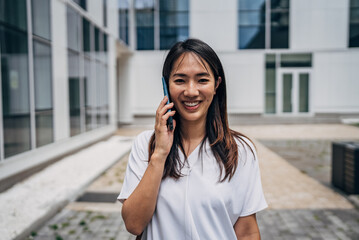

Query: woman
[118,39,267,239]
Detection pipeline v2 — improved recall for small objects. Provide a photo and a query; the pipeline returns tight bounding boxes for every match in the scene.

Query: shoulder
[131,130,154,156]
[133,130,154,146]
[233,135,257,165]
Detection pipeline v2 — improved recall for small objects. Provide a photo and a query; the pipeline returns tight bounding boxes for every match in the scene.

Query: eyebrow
[172,72,210,78]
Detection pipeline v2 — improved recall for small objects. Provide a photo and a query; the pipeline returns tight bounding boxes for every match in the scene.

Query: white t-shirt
[118,130,267,240]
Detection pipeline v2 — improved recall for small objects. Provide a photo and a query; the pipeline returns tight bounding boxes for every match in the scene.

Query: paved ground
[26,124,359,240]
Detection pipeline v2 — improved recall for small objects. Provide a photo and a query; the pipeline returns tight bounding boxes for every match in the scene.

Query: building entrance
[276,68,311,115]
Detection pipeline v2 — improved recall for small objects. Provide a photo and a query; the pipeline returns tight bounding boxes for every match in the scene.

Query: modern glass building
[0,0,119,190]
[117,0,359,125]
[1,0,359,190]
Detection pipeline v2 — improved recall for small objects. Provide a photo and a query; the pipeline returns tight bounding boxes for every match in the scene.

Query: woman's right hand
[153,96,176,161]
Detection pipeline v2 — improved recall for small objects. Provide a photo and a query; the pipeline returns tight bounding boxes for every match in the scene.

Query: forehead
[171,52,212,75]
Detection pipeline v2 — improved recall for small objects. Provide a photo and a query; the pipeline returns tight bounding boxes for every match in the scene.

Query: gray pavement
[2,124,359,240]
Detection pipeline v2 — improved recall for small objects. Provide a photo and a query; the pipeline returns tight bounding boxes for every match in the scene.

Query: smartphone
[162,77,173,130]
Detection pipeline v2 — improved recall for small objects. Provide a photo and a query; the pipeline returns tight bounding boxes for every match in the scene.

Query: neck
[180,117,206,142]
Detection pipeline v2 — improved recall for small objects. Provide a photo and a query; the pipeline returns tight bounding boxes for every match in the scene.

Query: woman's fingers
[156,96,168,115]
[160,110,176,127]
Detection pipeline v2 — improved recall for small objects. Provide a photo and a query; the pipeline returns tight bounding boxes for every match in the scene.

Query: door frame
[276,68,313,116]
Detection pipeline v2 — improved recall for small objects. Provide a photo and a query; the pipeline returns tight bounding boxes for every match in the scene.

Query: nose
[184,81,199,97]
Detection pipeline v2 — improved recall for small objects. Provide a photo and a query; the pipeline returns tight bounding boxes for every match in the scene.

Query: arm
[234,214,261,240]
[121,97,176,236]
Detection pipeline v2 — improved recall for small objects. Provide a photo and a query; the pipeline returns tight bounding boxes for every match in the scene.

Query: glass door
[277,69,311,115]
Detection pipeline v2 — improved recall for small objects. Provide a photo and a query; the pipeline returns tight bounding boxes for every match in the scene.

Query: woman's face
[169,52,219,124]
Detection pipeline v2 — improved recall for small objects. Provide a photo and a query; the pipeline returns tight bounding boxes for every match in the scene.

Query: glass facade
[238,0,289,49]
[0,0,53,158]
[67,5,110,136]
[349,0,359,47]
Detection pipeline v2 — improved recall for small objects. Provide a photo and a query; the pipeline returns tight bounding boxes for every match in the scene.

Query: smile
[182,101,201,110]
[184,101,199,107]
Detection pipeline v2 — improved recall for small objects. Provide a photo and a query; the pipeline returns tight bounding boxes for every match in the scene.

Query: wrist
[151,151,167,166]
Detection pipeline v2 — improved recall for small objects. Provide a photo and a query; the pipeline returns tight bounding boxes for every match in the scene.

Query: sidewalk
[0,136,133,240]
[1,124,359,240]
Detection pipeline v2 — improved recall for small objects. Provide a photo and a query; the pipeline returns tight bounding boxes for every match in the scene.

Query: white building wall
[291,0,349,50]
[220,52,264,113]
[130,52,166,115]
[313,50,359,113]
[190,0,237,51]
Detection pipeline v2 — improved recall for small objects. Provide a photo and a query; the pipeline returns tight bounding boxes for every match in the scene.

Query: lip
[182,101,201,111]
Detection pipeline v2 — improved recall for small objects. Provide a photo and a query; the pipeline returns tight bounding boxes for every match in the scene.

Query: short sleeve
[117,130,153,203]
[230,137,267,222]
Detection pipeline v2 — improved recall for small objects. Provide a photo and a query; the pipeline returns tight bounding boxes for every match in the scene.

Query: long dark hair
[148,38,254,182]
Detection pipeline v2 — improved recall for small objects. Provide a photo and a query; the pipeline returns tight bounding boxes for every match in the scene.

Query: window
[280,53,312,68]
[238,0,289,49]
[119,0,129,44]
[31,0,51,40]
[159,0,189,49]
[270,0,289,49]
[32,0,53,147]
[238,0,265,49]
[67,5,110,135]
[0,0,27,31]
[136,0,155,50]
[103,0,107,27]
[1,25,31,158]
[135,0,189,50]
[349,0,359,47]
[33,41,53,147]
[265,54,276,113]
[72,0,87,10]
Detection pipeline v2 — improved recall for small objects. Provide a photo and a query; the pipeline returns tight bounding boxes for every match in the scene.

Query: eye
[198,79,210,83]
[174,79,185,84]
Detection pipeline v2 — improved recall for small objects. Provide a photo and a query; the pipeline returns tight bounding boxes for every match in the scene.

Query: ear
[214,77,222,94]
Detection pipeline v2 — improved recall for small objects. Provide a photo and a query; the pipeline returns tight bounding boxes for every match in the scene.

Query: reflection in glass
[299,73,309,113]
[1,26,31,158]
[238,0,266,49]
[0,0,27,31]
[32,0,51,40]
[33,41,53,146]
[282,73,292,113]
[239,26,265,49]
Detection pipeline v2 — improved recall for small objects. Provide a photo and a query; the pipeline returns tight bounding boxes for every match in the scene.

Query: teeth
[184,102,199,107]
